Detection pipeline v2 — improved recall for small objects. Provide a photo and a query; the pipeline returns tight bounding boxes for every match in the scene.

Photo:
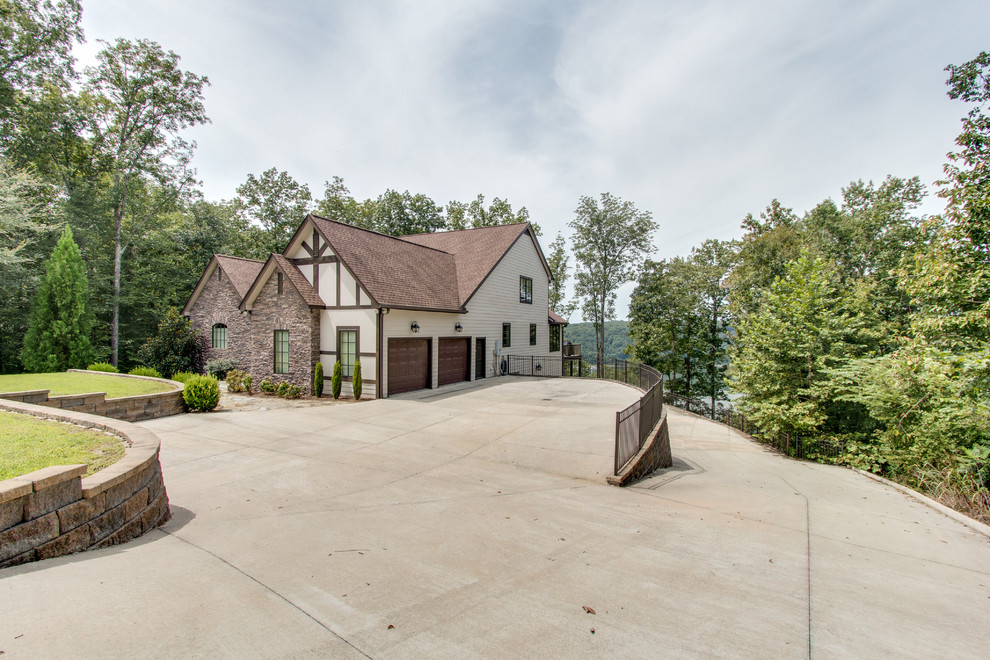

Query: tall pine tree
[21,225,95,371]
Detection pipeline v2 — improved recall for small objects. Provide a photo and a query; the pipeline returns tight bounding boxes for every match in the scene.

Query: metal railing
[504,355,563,377]
[611,361,664,475]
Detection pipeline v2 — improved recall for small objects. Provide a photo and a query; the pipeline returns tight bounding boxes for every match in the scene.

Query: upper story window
[549,325,561,352]
[530,324,537,346]
[519,276,532,304]
[502,322,511,348]
[212,324,228,349]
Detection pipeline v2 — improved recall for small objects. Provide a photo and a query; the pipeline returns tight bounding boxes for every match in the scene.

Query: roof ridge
[404,222,529,238]
[215,254,265,264]
[310,214,453,256]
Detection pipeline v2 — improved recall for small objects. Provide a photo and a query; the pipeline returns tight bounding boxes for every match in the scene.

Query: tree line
[627,51,990,520]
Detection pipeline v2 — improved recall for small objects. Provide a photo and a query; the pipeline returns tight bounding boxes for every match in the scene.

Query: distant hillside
[562,321,630,362]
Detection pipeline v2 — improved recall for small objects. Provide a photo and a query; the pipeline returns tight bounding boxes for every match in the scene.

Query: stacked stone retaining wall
[0,400,170,568]
[0,370,185,422]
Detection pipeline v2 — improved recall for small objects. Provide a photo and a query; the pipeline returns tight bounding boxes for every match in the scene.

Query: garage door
[438,337,470,387]
[388,338,430,395]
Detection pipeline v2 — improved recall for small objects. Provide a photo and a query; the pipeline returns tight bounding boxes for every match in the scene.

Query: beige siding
[380,233,551,395]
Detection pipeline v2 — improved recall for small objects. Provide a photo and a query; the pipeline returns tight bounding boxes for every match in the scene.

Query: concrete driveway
[1,378,989,658]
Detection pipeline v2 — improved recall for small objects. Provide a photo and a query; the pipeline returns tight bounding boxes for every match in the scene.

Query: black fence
[612,361,664,475]
[504,355,564,377]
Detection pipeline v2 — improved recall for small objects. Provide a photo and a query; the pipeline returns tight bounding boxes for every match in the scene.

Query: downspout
[377,307,389,398]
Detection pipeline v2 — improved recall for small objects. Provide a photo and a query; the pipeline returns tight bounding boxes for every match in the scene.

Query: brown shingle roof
[309,216,463,311]
[398,223,531,305]
[548,310,569,325]
[271,254,325,307]
[215,255,264,298]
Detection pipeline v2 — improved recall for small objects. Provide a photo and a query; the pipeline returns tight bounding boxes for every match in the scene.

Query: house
[182,214,567,398]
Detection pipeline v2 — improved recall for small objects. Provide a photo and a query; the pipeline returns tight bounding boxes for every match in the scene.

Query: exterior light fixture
[455,322,463,333]
[411,321,420,333]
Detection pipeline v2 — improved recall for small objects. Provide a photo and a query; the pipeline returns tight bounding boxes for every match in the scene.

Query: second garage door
[388,338,430,395]
[438,337,470,387]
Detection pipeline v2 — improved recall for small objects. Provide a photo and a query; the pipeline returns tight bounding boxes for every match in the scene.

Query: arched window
[212,323,228,349]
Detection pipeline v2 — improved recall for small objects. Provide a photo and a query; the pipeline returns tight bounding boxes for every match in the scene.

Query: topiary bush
[314,362,324,398]
[331,361,342,400]
[206,357,237,380]
[352,359,362,400]
[87,362,118,373]
[183,375,220,412]
[128,366,162,378]
[171,371,195,384]
[259,378,275,394]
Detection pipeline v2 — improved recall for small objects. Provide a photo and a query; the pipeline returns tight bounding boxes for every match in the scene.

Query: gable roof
[399,223,543,306]
[182,254,264,316]
[239,253,325,311]
[549,310,569,325]
[308,215,464,312]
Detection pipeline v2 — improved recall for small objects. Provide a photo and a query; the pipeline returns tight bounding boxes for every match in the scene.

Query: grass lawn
[0,411,126,480]
[0,372,175,399]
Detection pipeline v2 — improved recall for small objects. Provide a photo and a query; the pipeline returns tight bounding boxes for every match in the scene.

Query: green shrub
[226,368,246,393]
[276,381,289,397]
[171,371,195,384]
[206,358,237,380]
[331,361,342,400]
[259,378,275,394]
[128,366,162,378]
[285,384,302,399]
[183,375,220,412]
[137,308,206,378]
[243,374,253,394]
[314,362,324,398]
[352,359,362,400]
[87,362,118,373]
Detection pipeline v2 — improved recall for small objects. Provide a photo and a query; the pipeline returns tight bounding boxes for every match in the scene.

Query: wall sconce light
[455,322,463,333]
[411,321,420,333]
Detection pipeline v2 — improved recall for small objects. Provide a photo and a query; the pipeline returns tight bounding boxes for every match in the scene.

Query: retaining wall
[0,399,170,568]
[0,370,185,422]
[607,414,672,487]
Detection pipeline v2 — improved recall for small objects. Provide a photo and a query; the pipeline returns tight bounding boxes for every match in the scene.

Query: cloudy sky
[76,0,989,319]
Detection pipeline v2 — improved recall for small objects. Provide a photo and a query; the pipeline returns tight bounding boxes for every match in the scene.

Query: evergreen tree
[21,225,94,371]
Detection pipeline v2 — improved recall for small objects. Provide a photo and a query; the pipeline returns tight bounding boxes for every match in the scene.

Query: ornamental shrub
[352,359,362,400]
[285,384,302,399]
[259,378,275,394]
[137,308,206,378]
[206,357,237,380]
[276,381,289,397]
[243,374,253,394]
[171,371,195,384]
[226,368,246,392]
[331,361,342,400]
[183,375,220,412]
[128,366,161,378]
[87,362,118,373]
[314,362,324,398]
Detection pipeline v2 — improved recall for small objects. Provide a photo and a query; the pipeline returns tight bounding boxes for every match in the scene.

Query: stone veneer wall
[247,273,319,392]
[606,415,672,487]
[0,371,185,423]
[0,399,170,568]
[187,268,254,369]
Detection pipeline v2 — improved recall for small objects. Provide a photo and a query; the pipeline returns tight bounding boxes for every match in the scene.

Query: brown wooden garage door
[438,337,470,387]
[388,338,430,395]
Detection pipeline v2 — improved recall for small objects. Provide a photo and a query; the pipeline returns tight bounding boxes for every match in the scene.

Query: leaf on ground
[583,606,596,615]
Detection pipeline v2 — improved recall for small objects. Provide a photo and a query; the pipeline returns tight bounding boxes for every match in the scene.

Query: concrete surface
[1,378,989,658]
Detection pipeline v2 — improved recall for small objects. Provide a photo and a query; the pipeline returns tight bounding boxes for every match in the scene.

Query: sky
[75,0,990,320]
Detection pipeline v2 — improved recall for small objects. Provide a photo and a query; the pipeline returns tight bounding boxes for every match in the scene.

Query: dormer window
[519,276,532,304]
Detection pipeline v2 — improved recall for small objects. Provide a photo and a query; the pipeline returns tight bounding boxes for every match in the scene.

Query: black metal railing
[504,354,563,377]
[563,356,584,377]
[611,361,664,475]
